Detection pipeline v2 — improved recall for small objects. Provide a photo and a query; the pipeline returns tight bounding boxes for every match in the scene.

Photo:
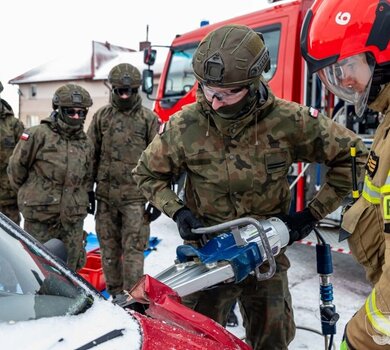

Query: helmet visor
[317,53,375,117]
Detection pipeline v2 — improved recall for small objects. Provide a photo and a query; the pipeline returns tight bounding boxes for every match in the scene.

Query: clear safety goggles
[317,53,375,117]
[201,84,248,104]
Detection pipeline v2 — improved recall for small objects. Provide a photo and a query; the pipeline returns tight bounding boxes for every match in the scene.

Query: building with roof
[9,40,166,129]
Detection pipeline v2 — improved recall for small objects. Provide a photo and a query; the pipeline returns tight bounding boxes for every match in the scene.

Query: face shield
[317,53,375,117]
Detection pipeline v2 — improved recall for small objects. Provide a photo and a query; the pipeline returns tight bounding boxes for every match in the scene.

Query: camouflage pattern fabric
[0,99,24,224]
[24,219,85,270]
[96,200,146,294]
[183,253,294,349]
[7,114,93,270]
[87,94,159,295]
[133,86,368,349]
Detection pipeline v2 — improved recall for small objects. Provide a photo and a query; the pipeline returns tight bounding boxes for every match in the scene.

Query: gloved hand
[173,207,203,241]
[145,203,162,222]
[87,191,96,215]
[277,208,318,245]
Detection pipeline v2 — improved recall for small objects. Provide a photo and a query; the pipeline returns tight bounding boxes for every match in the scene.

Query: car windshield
[0,214,93,323]
[163,25,281,98]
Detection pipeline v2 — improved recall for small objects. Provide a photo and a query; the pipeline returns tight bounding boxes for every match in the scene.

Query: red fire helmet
[301,0,390,74]
[301,0,390,116]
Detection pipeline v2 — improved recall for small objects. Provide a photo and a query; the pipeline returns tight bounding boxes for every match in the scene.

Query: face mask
[112,92,138,111]
[213,93,256,119]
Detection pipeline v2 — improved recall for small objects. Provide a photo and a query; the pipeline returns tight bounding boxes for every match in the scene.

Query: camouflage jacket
[0,100,24,205]
[87,95,159,205]
[133,88,368,227]
[7,115,94,225]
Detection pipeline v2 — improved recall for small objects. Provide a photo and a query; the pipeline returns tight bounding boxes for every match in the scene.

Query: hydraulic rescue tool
[155,217,290,297]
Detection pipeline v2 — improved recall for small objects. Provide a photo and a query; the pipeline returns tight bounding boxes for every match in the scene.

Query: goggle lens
[113,87,133,96]
[62,108,88,118]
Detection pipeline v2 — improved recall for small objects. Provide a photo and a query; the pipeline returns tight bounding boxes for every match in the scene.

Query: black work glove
[87,191,96,215]
[277,208,318,245]
[145,203,162,222]
[173,207,203,241]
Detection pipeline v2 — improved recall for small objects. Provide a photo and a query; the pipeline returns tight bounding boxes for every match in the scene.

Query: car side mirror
[142,69,154,95]
[143,48,157,66]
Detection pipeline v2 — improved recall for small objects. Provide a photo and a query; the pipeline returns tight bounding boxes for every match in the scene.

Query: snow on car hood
[0,298,141,350]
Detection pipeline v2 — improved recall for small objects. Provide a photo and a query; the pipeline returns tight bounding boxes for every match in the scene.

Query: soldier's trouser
[24,218,85,271]
[182,252,295,350]
[96,201,146,295]
[0,204,21,225]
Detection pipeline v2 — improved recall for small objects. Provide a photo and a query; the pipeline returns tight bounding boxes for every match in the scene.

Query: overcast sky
[1,0,275,112]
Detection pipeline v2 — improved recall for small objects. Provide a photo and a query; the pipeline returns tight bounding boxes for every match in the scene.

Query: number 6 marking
[336,11,351,25]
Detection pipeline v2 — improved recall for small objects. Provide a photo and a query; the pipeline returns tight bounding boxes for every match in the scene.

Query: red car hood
[130,275,250,350]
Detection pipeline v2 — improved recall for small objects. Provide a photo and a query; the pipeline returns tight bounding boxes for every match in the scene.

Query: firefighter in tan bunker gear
[0,81,24,224]
[87,63,160,304]
[7,84,94,271]
[301,0,390,348]
[133,24,368,350]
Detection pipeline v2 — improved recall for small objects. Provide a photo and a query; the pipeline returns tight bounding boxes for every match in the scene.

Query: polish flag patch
[20,132,30,141]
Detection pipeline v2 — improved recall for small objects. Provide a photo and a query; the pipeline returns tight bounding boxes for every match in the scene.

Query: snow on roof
[9,41,167,85]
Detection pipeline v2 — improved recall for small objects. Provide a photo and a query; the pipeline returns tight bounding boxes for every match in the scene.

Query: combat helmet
[52,83,92,110]
[192,24,271,88]
[52,84,92,126]
[108,63,141,89]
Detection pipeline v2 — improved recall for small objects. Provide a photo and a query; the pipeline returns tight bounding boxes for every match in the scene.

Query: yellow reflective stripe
[364,175,381,192]
[340,339,349,350]
[362,175,390,204]
[365,289,390,336]
[382,184,390,193]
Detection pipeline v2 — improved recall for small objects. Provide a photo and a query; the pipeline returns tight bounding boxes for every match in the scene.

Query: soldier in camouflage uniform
[301,0,390,349]
[87,63,159,302]
[0,81,24,224]
[133,25,368,350]
[7,84,94,271]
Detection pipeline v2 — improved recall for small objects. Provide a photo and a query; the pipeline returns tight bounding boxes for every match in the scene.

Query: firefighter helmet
[192,24,270,87]
[301,0,390,116]
[52,84,93,110]
[108,63,141,88]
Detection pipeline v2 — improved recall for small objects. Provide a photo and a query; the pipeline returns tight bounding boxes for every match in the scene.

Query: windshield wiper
[75,328,125,350]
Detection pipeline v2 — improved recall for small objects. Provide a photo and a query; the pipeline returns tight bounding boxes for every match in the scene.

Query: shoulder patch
[20,131,30,141]
[366,151,379,178]
[309,107,319,118]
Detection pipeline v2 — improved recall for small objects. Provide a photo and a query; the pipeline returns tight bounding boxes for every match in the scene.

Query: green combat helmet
[192,24,271,88]
[52,83,93,109]
[52,83,92,126]
[108,63,141,88]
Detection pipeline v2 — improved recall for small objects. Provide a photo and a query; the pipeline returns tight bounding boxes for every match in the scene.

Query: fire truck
[141,0,378,252]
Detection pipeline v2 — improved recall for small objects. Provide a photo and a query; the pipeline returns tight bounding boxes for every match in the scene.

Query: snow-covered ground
[84,213,371,350]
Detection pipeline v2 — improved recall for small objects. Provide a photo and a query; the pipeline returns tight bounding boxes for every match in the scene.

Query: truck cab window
[164,47,197,98]
[163,26,280,99]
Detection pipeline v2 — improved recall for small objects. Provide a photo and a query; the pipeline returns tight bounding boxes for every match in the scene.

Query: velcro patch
[309,107,319,118]
[366,151,379,178]
[20,132,30,141]
[384,196,390,220]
